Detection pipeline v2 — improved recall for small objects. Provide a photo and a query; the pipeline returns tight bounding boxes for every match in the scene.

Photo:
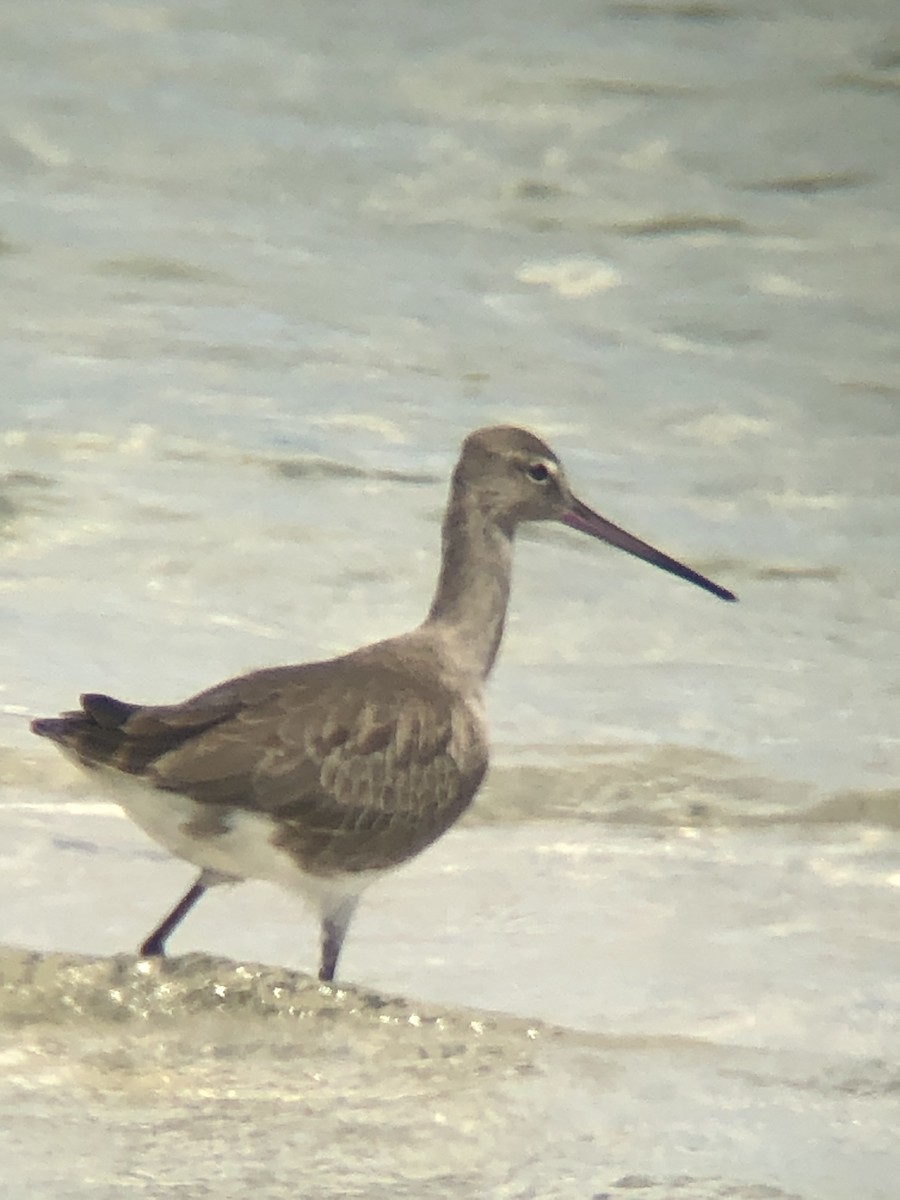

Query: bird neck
[422,485,514,682]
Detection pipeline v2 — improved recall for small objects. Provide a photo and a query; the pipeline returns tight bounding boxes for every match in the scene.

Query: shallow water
[1,944,898,1200]
[1,1,899,1197]
[3,797,899,1199]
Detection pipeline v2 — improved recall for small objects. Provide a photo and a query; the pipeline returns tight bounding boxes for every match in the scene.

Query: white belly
[93,768,382,918]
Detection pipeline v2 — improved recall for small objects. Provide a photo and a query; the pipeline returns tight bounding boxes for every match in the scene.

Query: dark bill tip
[561,498,737,603]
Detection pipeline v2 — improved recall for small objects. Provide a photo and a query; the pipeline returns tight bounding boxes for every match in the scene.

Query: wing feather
[148,664,486,871]
[34,656,488,872]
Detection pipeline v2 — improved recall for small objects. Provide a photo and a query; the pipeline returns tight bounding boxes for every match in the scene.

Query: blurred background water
[1,2,899,1198]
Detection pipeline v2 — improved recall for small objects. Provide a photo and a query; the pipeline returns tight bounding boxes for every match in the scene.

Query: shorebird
[32,426,735,982]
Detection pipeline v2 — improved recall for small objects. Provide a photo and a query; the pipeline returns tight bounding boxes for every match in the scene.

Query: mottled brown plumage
[32,426,735,981]
[44,657,486,872]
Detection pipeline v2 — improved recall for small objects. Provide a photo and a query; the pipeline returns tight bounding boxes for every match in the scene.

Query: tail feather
[31,692,224,777]
[30,715,80,741]
[80,693,141,729]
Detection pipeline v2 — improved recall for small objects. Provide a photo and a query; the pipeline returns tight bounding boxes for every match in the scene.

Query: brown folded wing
[41,659,488,874]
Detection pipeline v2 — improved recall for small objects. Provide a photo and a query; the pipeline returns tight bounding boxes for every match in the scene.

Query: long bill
[561,498,737,602]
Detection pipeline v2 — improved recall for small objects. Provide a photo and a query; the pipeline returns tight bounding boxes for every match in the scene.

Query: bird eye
[526,461,551,483]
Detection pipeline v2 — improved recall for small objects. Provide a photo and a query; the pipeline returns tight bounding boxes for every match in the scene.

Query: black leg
[139,876,208,957]
[318,894,360,982]
[319,916,342,982]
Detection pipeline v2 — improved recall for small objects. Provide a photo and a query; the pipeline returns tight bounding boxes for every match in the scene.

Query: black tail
[31,692,232,776]
[30,694,142,770]
[32,694,139,742]
[30,715,73,742]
